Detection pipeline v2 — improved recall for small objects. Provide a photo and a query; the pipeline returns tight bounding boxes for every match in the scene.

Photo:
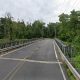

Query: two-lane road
[0,39,66,80]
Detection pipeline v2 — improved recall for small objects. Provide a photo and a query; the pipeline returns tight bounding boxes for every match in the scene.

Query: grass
[72,55,80,68]
[71,43,80,69]
[64,64,76,80]
[62,40,80,80]
[64,40,80,69]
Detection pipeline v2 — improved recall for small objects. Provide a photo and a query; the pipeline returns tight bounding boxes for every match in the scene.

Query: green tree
[47,23,55,38]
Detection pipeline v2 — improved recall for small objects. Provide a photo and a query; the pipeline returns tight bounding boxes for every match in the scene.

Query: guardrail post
[63,46,65,55]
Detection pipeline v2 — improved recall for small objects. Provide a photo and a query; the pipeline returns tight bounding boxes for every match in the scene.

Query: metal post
[55,26,56,38]
[64,46,65,55]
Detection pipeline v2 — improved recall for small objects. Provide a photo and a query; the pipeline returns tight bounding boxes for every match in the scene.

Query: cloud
[0,0,80,24]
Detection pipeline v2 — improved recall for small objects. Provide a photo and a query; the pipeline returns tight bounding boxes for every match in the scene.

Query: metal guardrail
[55,38,75,58]
[54,39,80,80]
[0,38,39,54]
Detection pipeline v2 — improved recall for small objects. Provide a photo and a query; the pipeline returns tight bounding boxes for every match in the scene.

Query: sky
[0,0,80,24]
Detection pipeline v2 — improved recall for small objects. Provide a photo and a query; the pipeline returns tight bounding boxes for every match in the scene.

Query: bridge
[0,39,80,80]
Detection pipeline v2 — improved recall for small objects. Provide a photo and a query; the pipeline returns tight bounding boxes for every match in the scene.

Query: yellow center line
[2,61,23,80]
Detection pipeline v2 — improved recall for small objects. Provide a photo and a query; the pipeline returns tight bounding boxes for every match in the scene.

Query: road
[0,39,67,80]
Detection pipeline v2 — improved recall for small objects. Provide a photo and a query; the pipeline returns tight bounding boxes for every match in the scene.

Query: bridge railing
[0,38,39,53]
[55,38,80,80]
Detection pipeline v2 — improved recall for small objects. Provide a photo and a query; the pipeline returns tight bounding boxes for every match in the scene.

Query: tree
[5,13,13,40]
[0,19,4,38]
[47,23,55,38]
[32,20,45,38]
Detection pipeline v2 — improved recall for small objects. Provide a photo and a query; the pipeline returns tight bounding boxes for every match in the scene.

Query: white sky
[0,0,80,24]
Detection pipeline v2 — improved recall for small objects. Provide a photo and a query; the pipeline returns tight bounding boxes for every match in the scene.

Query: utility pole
[41,27,44,38]
[55,26,56,38]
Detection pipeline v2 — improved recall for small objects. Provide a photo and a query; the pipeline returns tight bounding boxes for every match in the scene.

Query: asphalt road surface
[0,39,67,80]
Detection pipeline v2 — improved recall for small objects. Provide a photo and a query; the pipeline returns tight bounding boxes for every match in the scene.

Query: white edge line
[53,40,66,80]
[53,42,58,59]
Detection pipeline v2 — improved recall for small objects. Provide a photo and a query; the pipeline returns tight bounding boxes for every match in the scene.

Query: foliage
[64,64,76,80]
[58,10,80,71]
[0,13,57,40]
[73,55,80,68]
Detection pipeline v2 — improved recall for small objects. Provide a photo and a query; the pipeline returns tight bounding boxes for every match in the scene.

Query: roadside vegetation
[0,13,56,41]
[64,64,76,80]
[57,10,80,79]
[0,10,80,79]
[57,10,80,70]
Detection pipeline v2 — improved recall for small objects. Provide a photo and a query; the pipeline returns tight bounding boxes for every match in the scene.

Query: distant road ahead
[0,39,66,80]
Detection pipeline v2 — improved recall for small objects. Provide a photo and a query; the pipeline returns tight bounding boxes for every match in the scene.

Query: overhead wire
[69,0,80,11]
[63,0,71,14]
[62,0,80,15]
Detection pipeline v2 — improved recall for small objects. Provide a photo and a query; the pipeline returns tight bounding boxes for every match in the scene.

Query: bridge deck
[0,39,67,80]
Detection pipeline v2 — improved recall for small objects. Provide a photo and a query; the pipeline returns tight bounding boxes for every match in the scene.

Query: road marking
[53,41,58,60]
[8,62,25,80]
[0,57,62,64]
[2,62,23,80]
[53,40,67,80]
[26,59,62,64]
[0,42,36,57]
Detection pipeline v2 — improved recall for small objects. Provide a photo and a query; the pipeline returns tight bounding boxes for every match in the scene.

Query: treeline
[0,13,56,40]
[57,10,80,69]
[0,10,80,46]
[57,10,80,43]
[57,10,80,53]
